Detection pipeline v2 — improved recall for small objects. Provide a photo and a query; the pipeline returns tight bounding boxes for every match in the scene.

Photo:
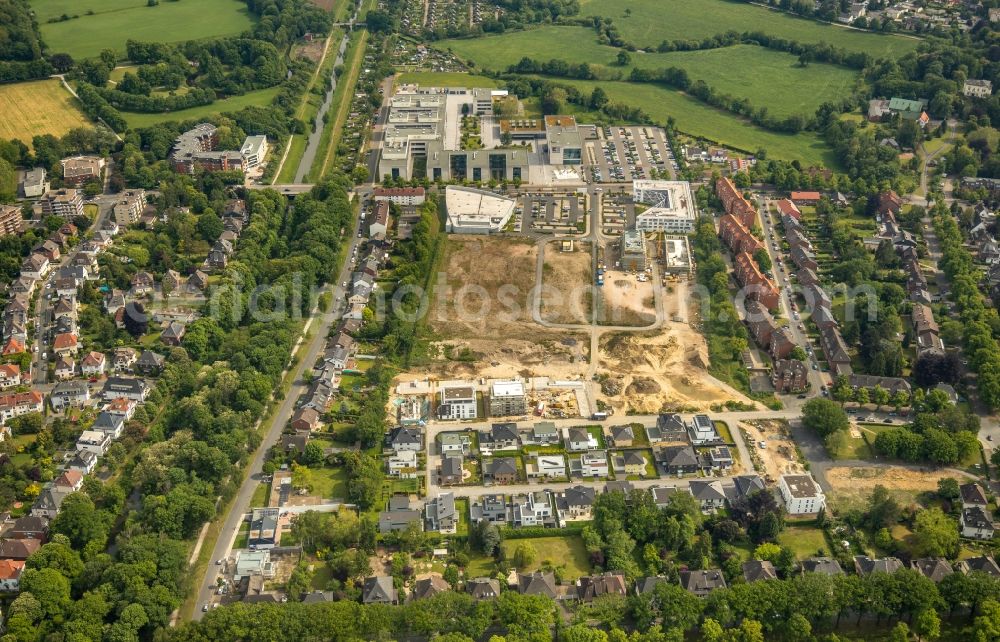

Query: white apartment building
[779,474,826,515]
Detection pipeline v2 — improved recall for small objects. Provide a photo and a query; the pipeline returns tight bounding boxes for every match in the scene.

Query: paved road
[364,75,395,183]
[32,193,115,383]
[758,196,830,393]
[294,13,358,183]
[421,410,803,499]
[190,205,363,620]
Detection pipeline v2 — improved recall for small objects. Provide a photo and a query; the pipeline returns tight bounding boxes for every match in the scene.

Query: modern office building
[444,186,516,234]
[240,135,269,169]
[544,115,583,165]
[632,180,697,232]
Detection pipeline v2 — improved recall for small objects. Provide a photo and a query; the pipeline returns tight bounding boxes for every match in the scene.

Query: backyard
[501,534,592,580]
[778,525,830,559]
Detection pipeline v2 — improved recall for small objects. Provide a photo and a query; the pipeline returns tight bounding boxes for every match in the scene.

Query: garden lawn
[34,0,255,59]
[297,466,347,500]
[501,535,591,580]
[549,78,838,168]
[121,87,281,129]
[576,0,920,57]
[778,526,829,559]
[395,71,499,88]
[443,30,858,119]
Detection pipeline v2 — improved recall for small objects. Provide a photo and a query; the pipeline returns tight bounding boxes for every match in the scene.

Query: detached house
[680,569,727,597]
[80,351,106,376]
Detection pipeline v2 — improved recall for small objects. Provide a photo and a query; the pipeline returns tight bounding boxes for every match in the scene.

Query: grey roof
[411,575,450,600]
[389,426,422,447]
[302,591,334,603]
[801,557,844,576]
[732,475,766,499]
[689,480,726,503]
[568,427,589,443]
[487,457,517,476]
[855,556,903,576]
[959,556,1000,577]
[910,558,954,583]
[963,506,996,531]
[680,569,727,594]
[660,445,699,467]
[466,577,501,599]
[517,572,556,598]
[362,576,397,603]
[742,560,778,582]
[441,454,463,477]
[635,576,665,595]
[610,425,634,442]
[563,485,596,508]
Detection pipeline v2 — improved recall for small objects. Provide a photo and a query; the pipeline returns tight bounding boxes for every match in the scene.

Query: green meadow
[121,87,280,129]
[577,0,920,57]
[33,0,255,59]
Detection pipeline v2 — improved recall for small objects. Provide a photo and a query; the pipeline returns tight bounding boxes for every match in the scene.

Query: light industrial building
[489,380,526,417]
[632,180,697,232]
[377,87,583,183]
[445,186,516,234]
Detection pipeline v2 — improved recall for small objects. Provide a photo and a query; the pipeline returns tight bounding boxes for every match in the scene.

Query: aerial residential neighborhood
[0,0,998,640]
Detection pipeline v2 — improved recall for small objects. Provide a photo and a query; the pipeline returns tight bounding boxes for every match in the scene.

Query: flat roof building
[445,186,516,234]
[490,380,526,417]
[632,180,697,232]
[620,229,647,271]
[240,135,269,169]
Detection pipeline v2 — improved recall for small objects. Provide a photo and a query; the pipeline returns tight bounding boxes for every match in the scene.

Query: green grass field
[441,28,858,119]
[395,71,499,88]
[121,87,280,128]
[577,0,920,57]
[296,466,347,500]
[778,526,830,559]
[550,78,838,167]
[501,535,591,580]
[33,0,255,59]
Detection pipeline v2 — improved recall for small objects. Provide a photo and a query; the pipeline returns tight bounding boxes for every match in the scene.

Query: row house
[744,300,796,359]
[790,245,818,272]
[772,359,808,393]
[734,252,780,310]
[0,391,44,423]
[774,199,800,220]
[719,214,764,256]
[819,325,853,376]
[715,177,756,227]
[847,374,912,397]
[912,303,943,354]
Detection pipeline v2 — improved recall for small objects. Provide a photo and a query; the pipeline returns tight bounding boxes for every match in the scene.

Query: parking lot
[585,126,677,184]
[516,192,589,233]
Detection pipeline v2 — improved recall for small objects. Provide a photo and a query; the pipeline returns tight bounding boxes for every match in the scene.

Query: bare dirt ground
[424,237,591,381]
[600,271,656,326]
[739,419,802,482]
[292,39,326,63]
[541,241,591,325]
[826,466,966,511]
[595,325,748,413]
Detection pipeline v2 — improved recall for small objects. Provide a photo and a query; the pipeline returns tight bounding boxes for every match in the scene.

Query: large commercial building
[444,186,516,234]
[632,180,697,232]
[377,87,583,183]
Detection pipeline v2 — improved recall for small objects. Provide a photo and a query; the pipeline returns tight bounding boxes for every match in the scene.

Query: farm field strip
[0,79,92,146]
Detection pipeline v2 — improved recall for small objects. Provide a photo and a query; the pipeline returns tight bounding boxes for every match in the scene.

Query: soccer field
[0,80,91,147]
[577,0,920,57]
[442,28,859,118]
[33,0,255,59]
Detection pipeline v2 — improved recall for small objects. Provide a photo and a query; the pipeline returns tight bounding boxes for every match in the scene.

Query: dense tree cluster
[934,205,1000,410]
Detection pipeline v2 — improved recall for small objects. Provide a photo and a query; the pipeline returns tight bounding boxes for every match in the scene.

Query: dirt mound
[627,377,661,394]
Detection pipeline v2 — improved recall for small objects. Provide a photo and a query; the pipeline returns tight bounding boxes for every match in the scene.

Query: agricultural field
[32,0,255,59]
[395,71,499,88]
[576,0,921,58]
[120,87,281,129]
[552,79,839,168]
[441,28,859,119]
[0,80,91,146]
